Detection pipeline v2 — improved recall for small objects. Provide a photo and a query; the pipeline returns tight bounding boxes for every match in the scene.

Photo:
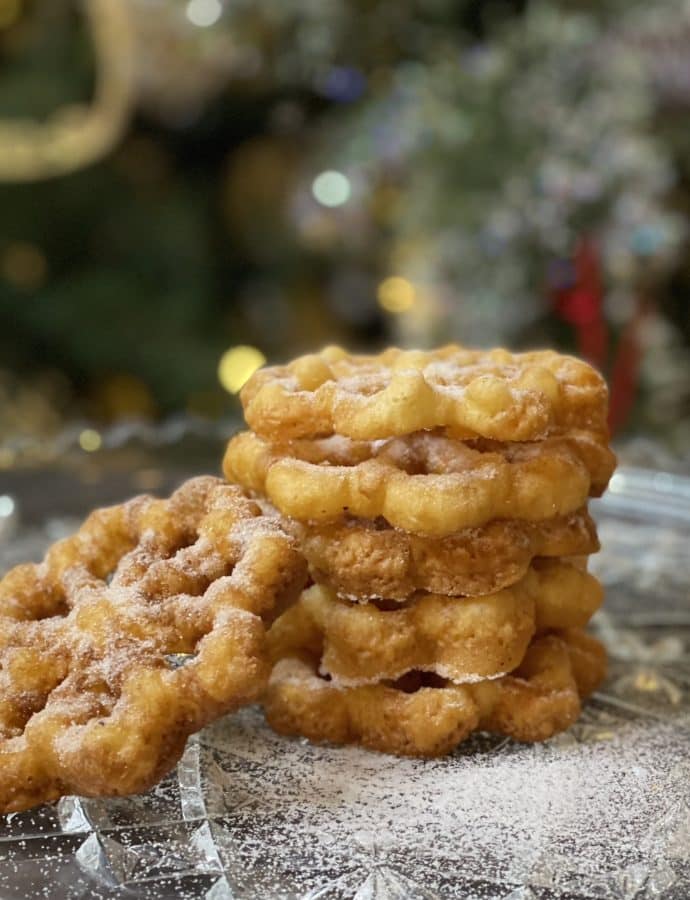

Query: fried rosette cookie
[224,429,615,535]
[240,345,608,442]
[0,477,307,813]
[294,507,599,600]
[266,561,603,687]
[263,630,607,757]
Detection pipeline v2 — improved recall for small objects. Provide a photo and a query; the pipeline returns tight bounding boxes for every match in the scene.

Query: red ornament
[550,235,645,434]
[551,238,608,369]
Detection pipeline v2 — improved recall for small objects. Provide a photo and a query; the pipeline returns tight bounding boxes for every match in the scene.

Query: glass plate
[1,466,689,900]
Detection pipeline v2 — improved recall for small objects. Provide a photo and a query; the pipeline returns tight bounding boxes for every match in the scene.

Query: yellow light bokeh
[633,671,660,693]
[0,448,16,470]
[96,373,156,420]
[1,241,48,291]
[377,276,416,314]
[218,345,266,394]
[0,0,21,29]
[79,428,102,452]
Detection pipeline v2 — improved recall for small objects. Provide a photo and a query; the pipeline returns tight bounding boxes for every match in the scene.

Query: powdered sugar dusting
[9,659,687,898]
[1,469,689,898]
[184,703,690,898]
[0,476,306,817]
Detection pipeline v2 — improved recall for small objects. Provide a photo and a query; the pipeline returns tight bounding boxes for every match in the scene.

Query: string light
[377,276,416,314]
[218,345,266,393]
[312,170,351,207]
[79,429,102,452]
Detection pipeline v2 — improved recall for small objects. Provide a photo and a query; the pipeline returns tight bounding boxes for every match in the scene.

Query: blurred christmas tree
[0,0,688,446]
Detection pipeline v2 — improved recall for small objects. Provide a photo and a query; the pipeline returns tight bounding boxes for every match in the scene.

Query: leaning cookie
[0,476,307,813]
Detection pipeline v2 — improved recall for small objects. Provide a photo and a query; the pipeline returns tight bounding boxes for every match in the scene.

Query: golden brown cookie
[263,630,607,756]
[293,508,599,600]
[0,477,307,813]
[266,561,603,686]
[241,345,608,442]
[224,429,614,535]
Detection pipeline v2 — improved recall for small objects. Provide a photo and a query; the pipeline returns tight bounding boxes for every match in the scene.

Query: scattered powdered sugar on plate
[7,699,681,900]
[1,686,688,899]
[1,469,689,899]
[187,704,690,899]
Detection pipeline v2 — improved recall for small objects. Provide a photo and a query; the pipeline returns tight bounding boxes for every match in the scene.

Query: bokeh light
[95,374,156,420]
[1,242,48,291]
[0,0,21,30]
[311,171,351,207]
[218,346,266,393]
[79,429,102,452]
[0,495,15,518]
[185,0,222,28]
[0,450,15,470]
[377,276,416,314]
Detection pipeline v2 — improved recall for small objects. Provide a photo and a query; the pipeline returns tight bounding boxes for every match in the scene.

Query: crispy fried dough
[241,345,608,442]
[0,477,307,813]
[224,430,614,535]
[266,562,603,686]
[263,630,607,756]
[293,508,599,600]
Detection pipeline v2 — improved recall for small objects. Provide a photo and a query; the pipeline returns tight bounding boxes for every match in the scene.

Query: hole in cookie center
[378,432,463,476]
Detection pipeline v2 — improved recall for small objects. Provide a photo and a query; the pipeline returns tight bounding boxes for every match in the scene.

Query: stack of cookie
[224,345,616,756]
